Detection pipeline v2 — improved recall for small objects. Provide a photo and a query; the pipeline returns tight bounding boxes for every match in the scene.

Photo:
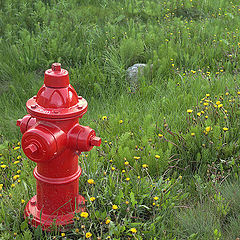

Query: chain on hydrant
[16,63,101,230]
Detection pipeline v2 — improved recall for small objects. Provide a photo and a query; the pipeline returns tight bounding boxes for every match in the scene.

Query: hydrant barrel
[17,63,101,230]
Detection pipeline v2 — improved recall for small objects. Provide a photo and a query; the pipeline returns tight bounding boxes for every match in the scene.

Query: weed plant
[0,0,240,239]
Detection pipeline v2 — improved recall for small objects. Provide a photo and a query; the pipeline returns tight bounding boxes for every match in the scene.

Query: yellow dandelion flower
[187,109,193,113]
[237,91,240,95]
[133,156,140,160]
[155,155,160,159]
[80,212,89,218]
[142,164,148,168]
[153,196,159,201]
[218,104,223,108]
[223,127,229,132]
[216,101,221,105]
[125,200,129,204]
[130,228,137,233]
[191,133,195,136]
[122,170,126,173]
[0,165,7,168]
[87,179,95,184]
[197,112,201,116]
[203,102,208,106]
[86,232,92,238]
[11,184,15,188]
[112,205,118,210]
[205,126,212,132]
[106,219,111,224]
[137,176,140,179]
[75,228,79,233]
[124,161,129,166]
[125,177,130,181]
[90,197,96,202]
[17,156,21,159]
[21,199,25,204]
[17,170,21,174]
[13,175,20,181]
[102,116,107,120]
[111,167,115,171]
[179,175,182,180]
[153,202,156,206]
[17,180,21,183]
[158,133,163,137]
[119,120,123,124]
[225,92,229,96]
[206,94,210,97]
[13,161,20,164]
[14,147,20,150]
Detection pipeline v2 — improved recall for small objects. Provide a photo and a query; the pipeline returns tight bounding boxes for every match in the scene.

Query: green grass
[0,0,240,239]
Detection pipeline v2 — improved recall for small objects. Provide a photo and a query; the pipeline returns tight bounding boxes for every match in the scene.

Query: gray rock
[126,64,147,91]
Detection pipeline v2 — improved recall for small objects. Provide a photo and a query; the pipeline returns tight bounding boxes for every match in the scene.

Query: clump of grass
[176,203,222,239]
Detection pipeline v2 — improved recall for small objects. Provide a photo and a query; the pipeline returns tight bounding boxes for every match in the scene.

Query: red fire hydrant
[16,63,101,230]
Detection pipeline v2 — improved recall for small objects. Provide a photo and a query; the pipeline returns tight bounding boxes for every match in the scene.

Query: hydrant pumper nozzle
[17,63,101,230]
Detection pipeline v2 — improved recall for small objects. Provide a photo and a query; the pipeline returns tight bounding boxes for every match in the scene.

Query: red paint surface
[17,63,101,230]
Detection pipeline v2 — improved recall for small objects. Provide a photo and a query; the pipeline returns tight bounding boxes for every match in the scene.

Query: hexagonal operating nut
[24,143,39,157]
[90,136,101,147]
[52,63,61,72]
[16,119,22,127]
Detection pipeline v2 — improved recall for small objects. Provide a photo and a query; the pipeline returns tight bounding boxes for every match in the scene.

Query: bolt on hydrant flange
[17,63,101,230]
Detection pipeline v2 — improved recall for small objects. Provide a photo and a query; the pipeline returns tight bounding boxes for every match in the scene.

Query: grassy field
[0,0,240,239]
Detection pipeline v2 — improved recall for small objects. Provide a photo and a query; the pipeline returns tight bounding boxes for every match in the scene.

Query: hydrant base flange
[24,195,85,231]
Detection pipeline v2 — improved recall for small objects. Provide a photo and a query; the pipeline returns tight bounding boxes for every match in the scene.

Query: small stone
[126,64,147,91]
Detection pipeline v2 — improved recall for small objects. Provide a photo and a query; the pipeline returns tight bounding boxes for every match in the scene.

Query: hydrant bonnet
[26,63,88,120]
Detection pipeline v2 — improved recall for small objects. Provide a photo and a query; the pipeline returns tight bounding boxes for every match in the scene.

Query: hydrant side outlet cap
[44,63,69,88]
